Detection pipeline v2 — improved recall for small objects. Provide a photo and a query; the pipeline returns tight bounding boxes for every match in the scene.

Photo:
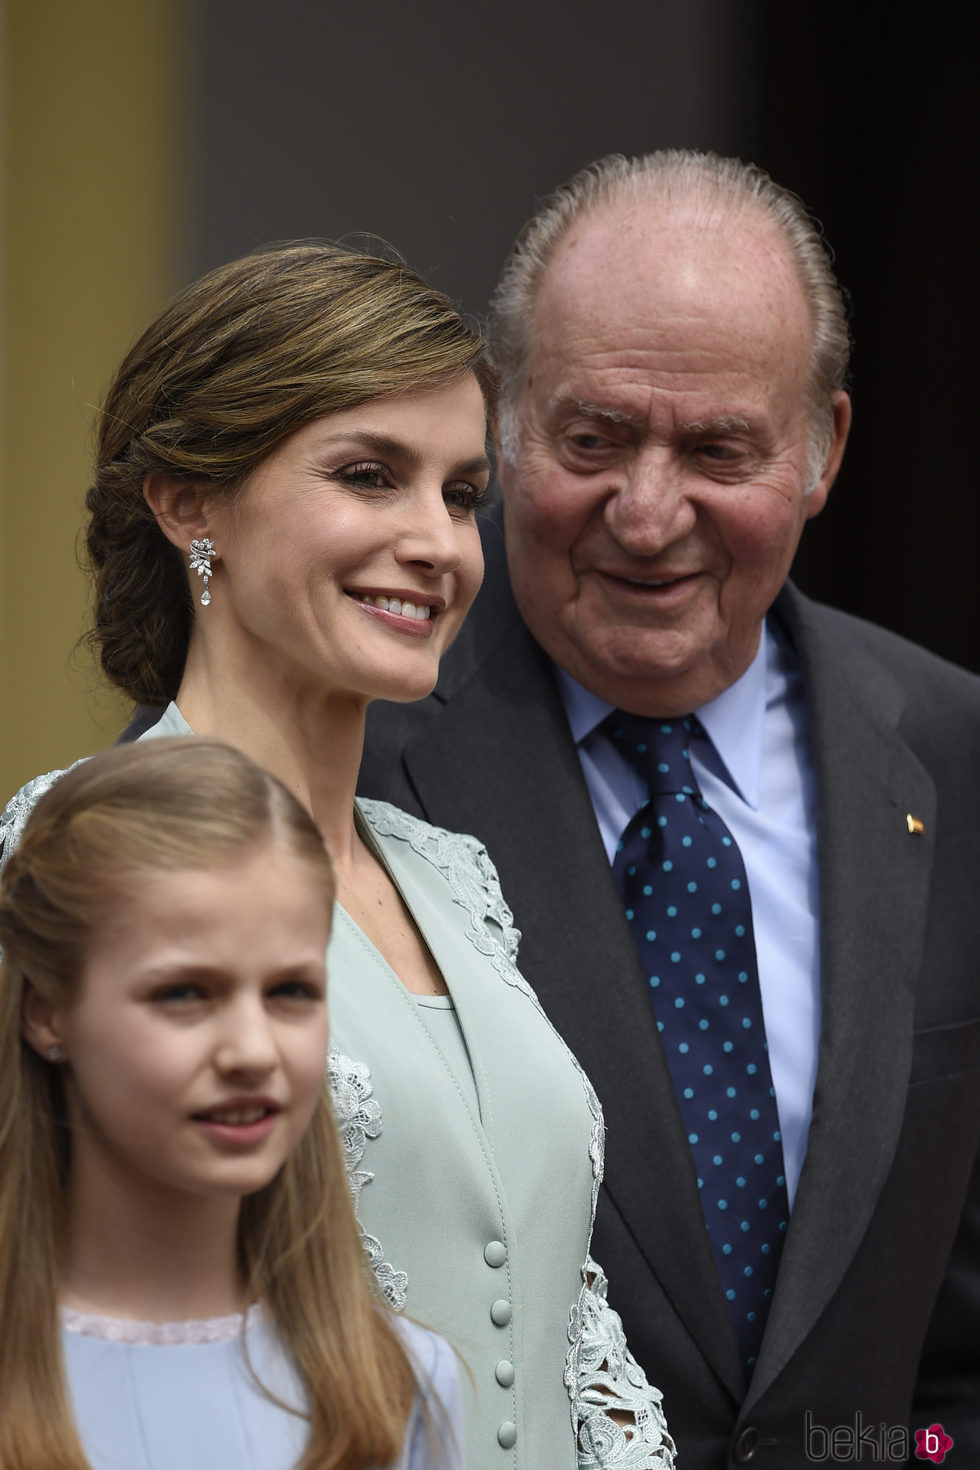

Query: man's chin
[559,631,734,715]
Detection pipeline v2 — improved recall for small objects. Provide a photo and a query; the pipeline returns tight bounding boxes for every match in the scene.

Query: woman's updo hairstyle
[86,241,497,707]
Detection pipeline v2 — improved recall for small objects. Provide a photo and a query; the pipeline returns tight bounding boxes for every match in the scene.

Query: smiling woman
[0,242,674,1468]
[83,242,496,712]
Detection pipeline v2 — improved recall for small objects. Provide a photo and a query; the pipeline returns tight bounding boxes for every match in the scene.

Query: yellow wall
[1,0,183,797]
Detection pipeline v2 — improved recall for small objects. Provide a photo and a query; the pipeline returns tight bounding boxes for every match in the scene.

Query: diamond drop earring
[189,538,216,606]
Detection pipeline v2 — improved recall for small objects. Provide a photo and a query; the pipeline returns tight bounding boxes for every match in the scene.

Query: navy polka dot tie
[603,710,789,1372]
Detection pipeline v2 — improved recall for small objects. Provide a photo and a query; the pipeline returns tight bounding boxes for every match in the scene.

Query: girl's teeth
[377,596,390,611]
[388,598,403,615]
[208,1107,265,1125]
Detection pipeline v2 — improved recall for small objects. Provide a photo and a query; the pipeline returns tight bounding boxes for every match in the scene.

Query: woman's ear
[22,983,65,1062]
[143,473,213,553]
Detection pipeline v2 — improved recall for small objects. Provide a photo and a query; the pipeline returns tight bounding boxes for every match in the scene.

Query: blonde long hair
[0,738,419,1470]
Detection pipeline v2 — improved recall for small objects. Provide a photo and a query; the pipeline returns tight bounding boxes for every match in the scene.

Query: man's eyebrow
[681,416,753,437]
[553,398,646,427]
[548,401,758,437]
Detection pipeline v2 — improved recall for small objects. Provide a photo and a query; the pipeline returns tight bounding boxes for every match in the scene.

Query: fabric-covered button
[490,1298,512,1326]
[495,1359,515,1387]
[484,1240,507,1268]
[734,1426,761,1462]
[497,1421,518,1449]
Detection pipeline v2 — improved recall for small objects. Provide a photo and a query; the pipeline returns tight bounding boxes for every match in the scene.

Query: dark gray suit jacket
[358,513,980,1468]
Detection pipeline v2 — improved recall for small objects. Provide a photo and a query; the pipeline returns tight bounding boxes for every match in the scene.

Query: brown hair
[0,737,420,1470]
[490,149,850,489]
[86,241,497,707]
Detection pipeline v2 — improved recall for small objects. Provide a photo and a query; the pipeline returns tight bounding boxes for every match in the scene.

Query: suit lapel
[398,558,744,1396]
[749,587,936,1400]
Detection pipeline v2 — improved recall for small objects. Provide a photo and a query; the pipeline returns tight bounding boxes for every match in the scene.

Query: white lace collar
[61,1301,263,1345]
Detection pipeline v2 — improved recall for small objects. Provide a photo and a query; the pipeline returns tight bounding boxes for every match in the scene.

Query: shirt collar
[555,628,769,810]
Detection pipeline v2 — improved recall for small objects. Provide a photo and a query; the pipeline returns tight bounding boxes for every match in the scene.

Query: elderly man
[362,150,980,1467]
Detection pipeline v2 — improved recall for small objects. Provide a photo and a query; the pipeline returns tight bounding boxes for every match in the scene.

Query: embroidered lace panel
[61,1303,264,1345]
[327,1044,408,1312]
[566,1261,676,1467]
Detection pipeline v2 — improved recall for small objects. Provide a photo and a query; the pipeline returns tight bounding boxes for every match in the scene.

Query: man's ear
[806,390,852,520]
[143,473,214,553]
[21,983,65,1061]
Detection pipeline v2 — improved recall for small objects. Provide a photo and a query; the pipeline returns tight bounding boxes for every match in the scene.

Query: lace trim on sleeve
[0,764,82,876]
[567,1259,676,1468]
[327,1044,408,1311]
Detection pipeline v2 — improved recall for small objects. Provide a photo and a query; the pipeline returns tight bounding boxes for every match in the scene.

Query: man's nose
[606,449,697,553]
[394,488,463,575]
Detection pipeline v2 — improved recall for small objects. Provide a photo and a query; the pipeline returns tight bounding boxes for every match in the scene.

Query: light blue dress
[62,1307,461,1470]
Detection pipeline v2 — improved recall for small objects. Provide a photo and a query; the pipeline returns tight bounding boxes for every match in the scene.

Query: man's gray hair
[489,150,850,491]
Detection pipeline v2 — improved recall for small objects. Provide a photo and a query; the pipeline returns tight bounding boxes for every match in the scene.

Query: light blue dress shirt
[556,619,820,1208]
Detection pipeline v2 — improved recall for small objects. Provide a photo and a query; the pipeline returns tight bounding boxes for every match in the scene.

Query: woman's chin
[369,672,440,706]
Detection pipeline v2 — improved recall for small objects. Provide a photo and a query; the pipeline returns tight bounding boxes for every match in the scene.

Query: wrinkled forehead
[528,201,813,392]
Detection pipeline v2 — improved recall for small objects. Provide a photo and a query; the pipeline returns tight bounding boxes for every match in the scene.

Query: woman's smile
[345,586,448,637]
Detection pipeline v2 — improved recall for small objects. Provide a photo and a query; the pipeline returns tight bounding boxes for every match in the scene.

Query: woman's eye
[337,461,391,490]
[443,482,485,514]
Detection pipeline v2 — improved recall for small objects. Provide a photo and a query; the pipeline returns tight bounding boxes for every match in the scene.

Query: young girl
[0,736,461,1470]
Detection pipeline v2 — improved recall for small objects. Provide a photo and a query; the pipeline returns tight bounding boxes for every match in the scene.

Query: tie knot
[602,710,703,796]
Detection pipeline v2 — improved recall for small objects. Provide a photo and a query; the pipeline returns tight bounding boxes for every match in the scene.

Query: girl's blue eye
[269,980,322,1001]
[151,984,205,1005]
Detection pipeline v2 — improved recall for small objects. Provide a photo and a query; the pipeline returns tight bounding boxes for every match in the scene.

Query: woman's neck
[173,641,366,865]
[62,1158,245,1323]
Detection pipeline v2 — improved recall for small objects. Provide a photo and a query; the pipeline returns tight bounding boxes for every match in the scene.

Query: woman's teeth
[358,595,431,621]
